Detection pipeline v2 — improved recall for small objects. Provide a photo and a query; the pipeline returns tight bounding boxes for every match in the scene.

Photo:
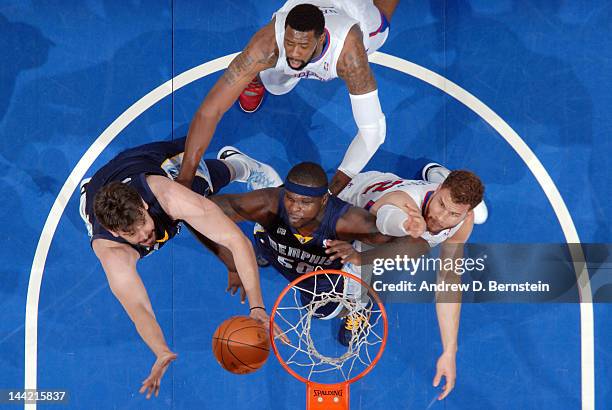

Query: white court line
[24,51,594,410]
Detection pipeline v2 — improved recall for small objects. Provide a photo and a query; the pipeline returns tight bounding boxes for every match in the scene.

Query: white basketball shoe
[217,146,282,191]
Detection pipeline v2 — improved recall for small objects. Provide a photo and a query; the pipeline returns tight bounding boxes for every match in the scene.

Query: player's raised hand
[226,270,246,303]
[140,350,177,399]
[324,239,362,265]
[403,205,426,238]
[433,351,456,400]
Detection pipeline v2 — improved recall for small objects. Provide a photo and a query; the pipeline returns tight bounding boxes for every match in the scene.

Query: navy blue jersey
[81,138,230,258]
[254,190,350,301]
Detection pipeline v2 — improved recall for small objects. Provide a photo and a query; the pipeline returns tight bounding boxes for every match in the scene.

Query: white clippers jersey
[272,0,365,81]
[338,171,464,247]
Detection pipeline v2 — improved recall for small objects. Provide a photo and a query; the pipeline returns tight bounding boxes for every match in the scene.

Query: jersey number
[277,256,316,274]
[362,179,404,194]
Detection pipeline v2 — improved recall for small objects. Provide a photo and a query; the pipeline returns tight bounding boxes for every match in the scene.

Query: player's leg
[335,241,374,346]
[161,144,232,196]
[421,162,450,183]
[217,146,283,190]
[353,0,397,54]
[238,75,267,113]
[198,158,233,195]
[160,138,216,187]
[259,69,301,95]
[422,162,489,224]
[239,69,301,113]
[299,273,345,319]
[373,0,400,22]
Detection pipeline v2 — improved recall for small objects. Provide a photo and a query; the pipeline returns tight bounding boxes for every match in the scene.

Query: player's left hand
[325,239,362,265]
[226,270,246,303]
[433,351,457,400]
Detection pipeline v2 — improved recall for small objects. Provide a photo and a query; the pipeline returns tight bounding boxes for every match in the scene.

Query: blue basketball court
[0,1,610,409]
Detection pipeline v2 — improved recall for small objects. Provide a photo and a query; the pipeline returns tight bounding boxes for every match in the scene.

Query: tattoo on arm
[221,24,278,87]
[337,25,377,95]
[222,49,255,87]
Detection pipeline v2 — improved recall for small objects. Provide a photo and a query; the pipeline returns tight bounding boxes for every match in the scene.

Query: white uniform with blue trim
[339,171,465,247]
[260,0,390,94]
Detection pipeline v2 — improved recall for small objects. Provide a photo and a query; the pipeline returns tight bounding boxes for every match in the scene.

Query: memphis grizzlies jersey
[338,171,464,247]
[81,138,220,258]
[254,190,350,285]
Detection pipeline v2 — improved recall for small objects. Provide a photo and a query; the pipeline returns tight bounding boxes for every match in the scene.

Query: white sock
[223,156,250,182]
[427,166,450,183]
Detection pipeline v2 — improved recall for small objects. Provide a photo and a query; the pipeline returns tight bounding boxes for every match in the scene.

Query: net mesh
[273,271,385,383]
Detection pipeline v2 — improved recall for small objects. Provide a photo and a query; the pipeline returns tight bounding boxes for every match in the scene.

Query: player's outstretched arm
[92,239,177,399]
[432,214,474,400]
[183,224,246,302]
[433,241,462,401]
[210,188,279,225]
[330,206,427,263]
[177,22,278,188]
[335,207,391,244]
[368,191,427,237]
[332,25,385,194]
[149,176,266,312]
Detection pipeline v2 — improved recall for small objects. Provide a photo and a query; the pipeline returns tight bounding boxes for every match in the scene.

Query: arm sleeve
[375,204,410,237]
[337,89,386,177]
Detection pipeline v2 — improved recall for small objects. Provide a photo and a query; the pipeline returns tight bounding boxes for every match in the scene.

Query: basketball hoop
[269,269,388,409]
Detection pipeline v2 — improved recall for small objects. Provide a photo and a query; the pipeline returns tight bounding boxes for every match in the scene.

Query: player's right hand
[140,350,177,399]
[403,205,426,238]
[433,351,456,400]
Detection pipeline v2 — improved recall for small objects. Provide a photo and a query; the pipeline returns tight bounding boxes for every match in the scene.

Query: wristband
[249,306,266,312]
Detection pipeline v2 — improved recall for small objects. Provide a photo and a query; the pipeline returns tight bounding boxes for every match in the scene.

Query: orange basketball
[212,316,270,374]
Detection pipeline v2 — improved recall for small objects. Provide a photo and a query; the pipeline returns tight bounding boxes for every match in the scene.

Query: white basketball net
[273,272,385,383]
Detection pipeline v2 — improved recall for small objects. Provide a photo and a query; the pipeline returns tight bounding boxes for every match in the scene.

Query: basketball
[212,316,270,374]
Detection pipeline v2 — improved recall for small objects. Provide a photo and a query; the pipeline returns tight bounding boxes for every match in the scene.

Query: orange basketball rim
[269,269,389,410]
